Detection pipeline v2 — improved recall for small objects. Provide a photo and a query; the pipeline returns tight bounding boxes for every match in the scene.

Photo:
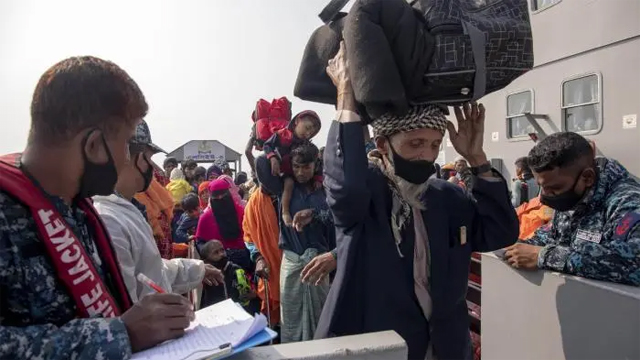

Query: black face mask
[211,257,228,270]
[78,131,118,198]
[135,154,153,192]
[540,172,585,211]
[388,140,435,184]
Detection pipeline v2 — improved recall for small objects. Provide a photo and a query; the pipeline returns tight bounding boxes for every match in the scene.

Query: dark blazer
[315,121,518,360]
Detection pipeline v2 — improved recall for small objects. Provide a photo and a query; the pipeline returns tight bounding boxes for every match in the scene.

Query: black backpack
[296,0,534,121]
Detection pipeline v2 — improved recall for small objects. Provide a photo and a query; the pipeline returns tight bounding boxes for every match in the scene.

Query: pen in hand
[137,273,167,293]
[137,273,197,323]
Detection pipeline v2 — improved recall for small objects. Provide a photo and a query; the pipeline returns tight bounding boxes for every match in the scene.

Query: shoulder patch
[614,211,640,239]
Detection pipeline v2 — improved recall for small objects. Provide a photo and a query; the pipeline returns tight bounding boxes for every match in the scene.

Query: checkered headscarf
[371,104,448,137]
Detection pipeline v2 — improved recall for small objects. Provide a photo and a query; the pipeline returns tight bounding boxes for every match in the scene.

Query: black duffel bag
[294,0,534,123]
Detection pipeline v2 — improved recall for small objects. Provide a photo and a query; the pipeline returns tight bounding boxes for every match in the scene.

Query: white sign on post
[622,114,637,129]
[183,140,226,162]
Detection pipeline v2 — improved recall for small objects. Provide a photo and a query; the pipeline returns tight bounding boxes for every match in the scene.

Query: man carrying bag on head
[316,43,518,360]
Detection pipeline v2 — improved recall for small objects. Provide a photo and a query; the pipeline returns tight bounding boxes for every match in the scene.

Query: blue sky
[0,0,353,169]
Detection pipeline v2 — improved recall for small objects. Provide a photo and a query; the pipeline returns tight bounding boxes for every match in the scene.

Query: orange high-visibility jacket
[517,196,554,240]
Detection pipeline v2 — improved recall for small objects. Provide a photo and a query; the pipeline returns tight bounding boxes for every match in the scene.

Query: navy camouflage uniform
[0,190,131,359]
[527,158,640,286]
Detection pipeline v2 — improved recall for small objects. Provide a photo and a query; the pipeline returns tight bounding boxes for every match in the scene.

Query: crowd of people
[0,43,639,360]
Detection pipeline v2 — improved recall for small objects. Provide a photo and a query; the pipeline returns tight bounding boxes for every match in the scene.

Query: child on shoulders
[263,110,322,226]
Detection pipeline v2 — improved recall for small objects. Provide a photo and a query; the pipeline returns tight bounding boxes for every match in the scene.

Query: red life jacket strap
[0,154,132,317]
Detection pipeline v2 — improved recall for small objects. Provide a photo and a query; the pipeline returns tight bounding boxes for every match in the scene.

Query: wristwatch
[470,162,492,176]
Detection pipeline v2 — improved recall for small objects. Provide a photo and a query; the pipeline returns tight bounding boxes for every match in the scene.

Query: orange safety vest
[516,196,554,240]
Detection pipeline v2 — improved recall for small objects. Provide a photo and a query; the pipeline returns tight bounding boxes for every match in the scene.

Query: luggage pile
[295,0,534,123]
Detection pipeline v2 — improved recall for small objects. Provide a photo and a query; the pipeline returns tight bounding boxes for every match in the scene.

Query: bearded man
[315,43,519,360]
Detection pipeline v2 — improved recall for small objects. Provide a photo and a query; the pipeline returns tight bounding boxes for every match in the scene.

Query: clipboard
[185,343,232,360]
[130,300,276,360]
[183,329,277,360]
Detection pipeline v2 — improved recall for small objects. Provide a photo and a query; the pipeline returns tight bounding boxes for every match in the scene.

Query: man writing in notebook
[0,56,194,359]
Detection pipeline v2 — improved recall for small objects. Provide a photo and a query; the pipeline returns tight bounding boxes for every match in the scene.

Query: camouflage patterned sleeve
[537,209,640,286]
[524,221,553,246]
[0,317,132,360]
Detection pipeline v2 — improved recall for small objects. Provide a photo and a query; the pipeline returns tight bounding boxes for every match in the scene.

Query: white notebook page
[131,299,266,360]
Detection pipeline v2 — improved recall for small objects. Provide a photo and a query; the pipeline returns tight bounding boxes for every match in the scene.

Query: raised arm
[324,41,371,229]
[255,155,283,197]
[245,126,257,176]
[446,103,519,252]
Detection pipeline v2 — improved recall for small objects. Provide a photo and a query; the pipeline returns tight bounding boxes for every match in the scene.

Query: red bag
[252,97,292,150]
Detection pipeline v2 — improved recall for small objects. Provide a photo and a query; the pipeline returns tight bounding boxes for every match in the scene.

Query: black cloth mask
[210,192,241,240]
[540,172,586,211]
[135,154,153,192]
[388,140,435,184]
[78,131,118,198]
[211,257,228,270]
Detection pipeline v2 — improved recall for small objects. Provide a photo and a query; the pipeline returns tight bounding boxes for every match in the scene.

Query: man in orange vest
[0,56,194,359]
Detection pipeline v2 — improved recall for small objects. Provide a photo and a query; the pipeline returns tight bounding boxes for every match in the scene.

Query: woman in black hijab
[195,179,252,271]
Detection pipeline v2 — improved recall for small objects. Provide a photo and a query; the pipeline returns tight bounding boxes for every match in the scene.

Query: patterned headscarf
[371,104,448,138]
[217,175,246,207]
[198,181,211,209]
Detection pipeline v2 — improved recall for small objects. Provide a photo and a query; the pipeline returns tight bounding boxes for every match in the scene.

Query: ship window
[532,0,561,11]
[562,74,601,134]
[507,90,534,138]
